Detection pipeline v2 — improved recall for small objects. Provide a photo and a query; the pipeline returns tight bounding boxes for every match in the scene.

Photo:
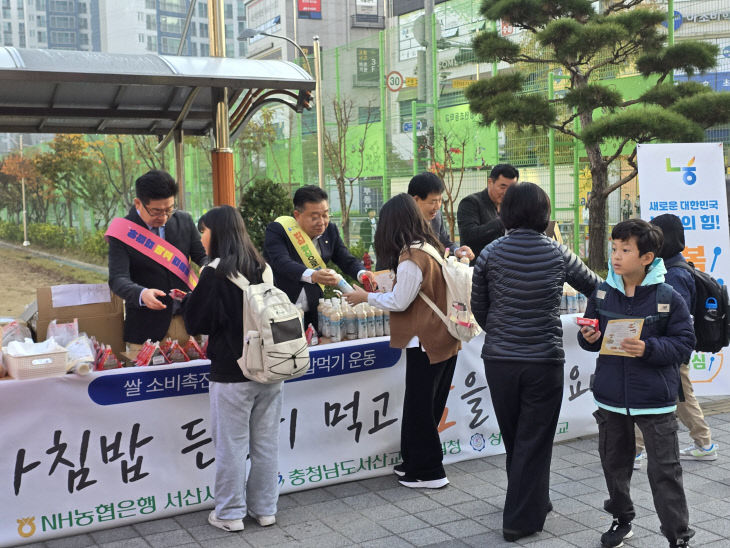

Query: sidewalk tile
[435,518,489,538]
[414,507,464,526]
[281,519,333,540]
[144,529,195,548]
[46,534,97,548]
[400,526,452,546]
[380,515,430,534]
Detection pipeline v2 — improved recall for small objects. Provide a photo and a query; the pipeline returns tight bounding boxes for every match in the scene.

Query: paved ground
[19,399,730,548]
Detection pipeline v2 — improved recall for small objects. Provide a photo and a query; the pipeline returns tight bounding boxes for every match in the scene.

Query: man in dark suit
[457,164,519,258]
[408,172,474,262]
[264,185,373,330]
[108,170,207,347]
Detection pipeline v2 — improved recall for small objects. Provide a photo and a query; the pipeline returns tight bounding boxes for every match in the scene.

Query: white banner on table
[0,320,600,546]
[638,143,730,395]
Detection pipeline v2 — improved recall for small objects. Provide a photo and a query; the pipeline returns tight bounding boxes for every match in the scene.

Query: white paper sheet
[50,284,111,308]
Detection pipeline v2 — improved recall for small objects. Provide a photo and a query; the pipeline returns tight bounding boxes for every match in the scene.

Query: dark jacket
[182,265,247,383]
[108,207,207,344]
[457,189,504,256]
[472,229,600,365]
[431,211,458,253]
[263,221,364,315]
[578,267,695,411]
[664,254,697,312]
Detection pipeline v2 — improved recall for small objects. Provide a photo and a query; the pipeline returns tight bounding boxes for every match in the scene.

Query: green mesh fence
[239,0,730,255]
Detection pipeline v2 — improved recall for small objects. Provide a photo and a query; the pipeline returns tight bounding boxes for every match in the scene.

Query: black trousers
[593,408,691,543]
[485,360,563,533]
[400,347,458,480]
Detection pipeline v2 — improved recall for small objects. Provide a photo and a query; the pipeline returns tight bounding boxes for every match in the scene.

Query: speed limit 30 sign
[386,71,404,92]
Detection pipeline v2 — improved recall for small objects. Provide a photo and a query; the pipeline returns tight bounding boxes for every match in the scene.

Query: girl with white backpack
[346,193,460,489]
[182,205,281,532]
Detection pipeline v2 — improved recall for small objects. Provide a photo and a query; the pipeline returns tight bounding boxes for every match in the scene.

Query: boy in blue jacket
[579,219,696,548]
[633,214,717,468]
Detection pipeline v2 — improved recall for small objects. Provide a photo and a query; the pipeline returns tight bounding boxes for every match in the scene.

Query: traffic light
[296,90,313,113]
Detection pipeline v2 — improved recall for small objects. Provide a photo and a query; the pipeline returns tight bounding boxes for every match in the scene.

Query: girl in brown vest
[346,193,460,489]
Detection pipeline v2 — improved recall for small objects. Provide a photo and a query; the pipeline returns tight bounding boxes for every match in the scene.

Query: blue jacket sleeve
[577,290,602,353]
[665,267,696,313]
[642,289,696,366]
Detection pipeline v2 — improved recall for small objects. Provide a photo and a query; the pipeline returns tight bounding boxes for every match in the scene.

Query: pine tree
[466,0,730,269]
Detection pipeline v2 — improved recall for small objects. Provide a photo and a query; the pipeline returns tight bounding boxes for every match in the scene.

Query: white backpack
[209,260,310,383]
[411,243,482,342]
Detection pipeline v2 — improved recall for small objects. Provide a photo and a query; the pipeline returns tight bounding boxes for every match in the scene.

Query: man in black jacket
[457,164,519,257]
[108,170,207,348]
[263,185,373,330]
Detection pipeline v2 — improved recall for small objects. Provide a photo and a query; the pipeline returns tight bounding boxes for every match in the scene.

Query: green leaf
[581,106,704,146]
[479,0,595,30]
[671,92,730,129]
[637,41,718,77]
[472,31,521,63]
[639,82,712,108]
[564,84,622,111]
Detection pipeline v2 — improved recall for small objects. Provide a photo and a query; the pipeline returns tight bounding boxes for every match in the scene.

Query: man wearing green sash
[264,185,374,331]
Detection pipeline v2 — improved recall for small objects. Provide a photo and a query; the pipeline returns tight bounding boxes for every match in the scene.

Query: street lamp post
[17,135,30,247]
[238,28,323,187]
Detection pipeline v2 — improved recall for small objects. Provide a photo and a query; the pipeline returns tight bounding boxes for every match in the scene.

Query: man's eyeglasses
[142,203,176,218]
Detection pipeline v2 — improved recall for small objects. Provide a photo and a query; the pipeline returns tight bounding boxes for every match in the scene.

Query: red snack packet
[166,340,189,363]
[96,345,122,370]
[576,317,599,330]
[182,337,206,360]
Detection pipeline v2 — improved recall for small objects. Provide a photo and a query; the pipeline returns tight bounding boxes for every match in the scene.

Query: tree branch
[603,0,644,15]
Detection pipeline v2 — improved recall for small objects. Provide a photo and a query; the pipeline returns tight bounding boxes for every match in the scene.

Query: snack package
[2,321,33,347]
[182,337,206,360]
[46,318,79,347]
[576,317,599,330]
[135,340,169,366]
[305,323,319,346]
[96,344,122,371]
[166,340,189,363]
[66,334,95,375]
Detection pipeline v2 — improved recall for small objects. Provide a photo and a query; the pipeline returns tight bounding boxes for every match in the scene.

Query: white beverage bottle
[374,307,384,337]
[356,304,368,339]
[344,304,357,340]
[366,304,376,338]
[383,310,391,336]
[330,304,342,342]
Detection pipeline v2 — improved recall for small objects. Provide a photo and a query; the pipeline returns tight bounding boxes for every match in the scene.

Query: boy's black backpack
[675,262,730,354]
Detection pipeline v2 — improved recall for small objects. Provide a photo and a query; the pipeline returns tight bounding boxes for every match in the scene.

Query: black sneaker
[669,528,695,547]
[601,520,633,548]
[393,464,406,477]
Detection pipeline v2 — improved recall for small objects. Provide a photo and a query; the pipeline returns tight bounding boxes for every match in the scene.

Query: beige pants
[126,315,190,352]
[635,363,712,452]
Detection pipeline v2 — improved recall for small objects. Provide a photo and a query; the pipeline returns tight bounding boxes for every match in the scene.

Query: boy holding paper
[578,219,696,548]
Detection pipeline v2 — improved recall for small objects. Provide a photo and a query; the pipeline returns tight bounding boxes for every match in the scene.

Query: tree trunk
[66,196,74,228]
[337,176,350,245]
[586,144,609,271]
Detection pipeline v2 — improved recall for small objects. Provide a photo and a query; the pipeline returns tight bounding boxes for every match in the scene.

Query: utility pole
[19,135,29,247]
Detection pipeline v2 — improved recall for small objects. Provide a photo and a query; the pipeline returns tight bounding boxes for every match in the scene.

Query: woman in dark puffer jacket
[471,182,600,543]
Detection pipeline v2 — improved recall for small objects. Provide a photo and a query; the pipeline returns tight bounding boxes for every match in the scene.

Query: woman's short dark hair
[135,170,178,203]
[198,205,266,282]
[500,182,551,232]
[293,185,328,210]
[374,193,444,271]
[612,218,663,257]
[407,172,444,200]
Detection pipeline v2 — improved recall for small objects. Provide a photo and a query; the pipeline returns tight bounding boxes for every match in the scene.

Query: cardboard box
[36,285,125,356]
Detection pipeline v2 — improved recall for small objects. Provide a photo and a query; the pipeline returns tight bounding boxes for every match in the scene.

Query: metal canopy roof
[0,47,314,137]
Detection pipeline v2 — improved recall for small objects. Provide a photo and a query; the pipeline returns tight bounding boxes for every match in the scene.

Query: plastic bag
[46,319,79,347]
[66,335,95,375]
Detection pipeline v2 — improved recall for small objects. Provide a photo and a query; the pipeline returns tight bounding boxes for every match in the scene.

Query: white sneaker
[633,451,646,470]
[248,510,276,526]
[680,443,718,461]
[208,510,244,532]
[398,475,449,489]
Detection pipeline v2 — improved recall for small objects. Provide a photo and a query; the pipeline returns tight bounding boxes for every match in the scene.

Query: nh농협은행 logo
[666,156,697,186]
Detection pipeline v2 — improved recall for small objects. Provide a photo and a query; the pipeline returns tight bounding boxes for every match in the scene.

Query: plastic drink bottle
[356,304,368,339]
[345,305,357,340]
[383,310,391,336]
[374,307,384,337]
[366,305,376,338]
